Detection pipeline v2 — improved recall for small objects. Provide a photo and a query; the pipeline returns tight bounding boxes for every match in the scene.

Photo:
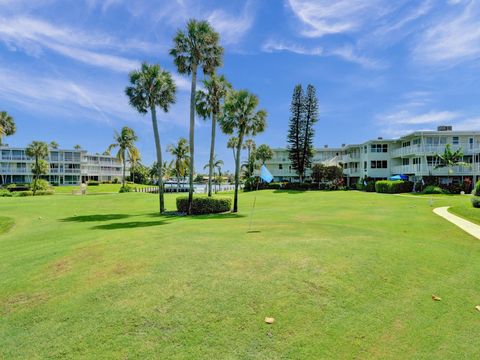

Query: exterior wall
[265,130,480,184]
[0,146,127,185]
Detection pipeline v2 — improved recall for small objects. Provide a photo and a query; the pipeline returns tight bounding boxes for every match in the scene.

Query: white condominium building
[0,146,127,185]
[265,126,480,185]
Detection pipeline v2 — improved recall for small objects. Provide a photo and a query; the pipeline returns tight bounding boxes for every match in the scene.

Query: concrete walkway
[433,206,480,240]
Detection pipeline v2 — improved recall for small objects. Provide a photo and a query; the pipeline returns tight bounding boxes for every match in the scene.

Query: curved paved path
[433,206,480,240]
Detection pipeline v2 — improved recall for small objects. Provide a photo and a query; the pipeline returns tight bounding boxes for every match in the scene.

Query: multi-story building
[265,126,480,185]
[0,146,127,185]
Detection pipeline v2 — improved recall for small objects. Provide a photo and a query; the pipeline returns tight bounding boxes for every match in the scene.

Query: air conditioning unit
[437,126,452,131]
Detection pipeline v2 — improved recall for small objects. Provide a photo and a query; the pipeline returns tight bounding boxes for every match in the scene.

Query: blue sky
[1,0,480,171]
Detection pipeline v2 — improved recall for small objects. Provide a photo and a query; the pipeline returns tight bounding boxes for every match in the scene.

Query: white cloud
[262,40,382,69]
[381,110,460,125]
[413,2,480,65]
[262,40,323,55]
[208,1,255,45]
[286,0,389,38]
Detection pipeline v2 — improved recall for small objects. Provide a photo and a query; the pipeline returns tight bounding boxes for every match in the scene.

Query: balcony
[392,164,476,175]
[343,168,361,176]
[391,143,478,157]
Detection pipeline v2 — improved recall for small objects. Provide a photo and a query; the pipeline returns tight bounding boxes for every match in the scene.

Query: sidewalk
[433,206,480,240]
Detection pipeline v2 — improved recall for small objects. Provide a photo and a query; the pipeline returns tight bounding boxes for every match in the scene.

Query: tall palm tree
[128,151,141,184]
[170,19,223,214]
[219,90,267,212]
[196,74,231,197]
[168,137,190,192]
[242,139,256,176]
[126,62,176,214]
[0,111,15,145]
[227,137,238,162]
[256,144,274,165]
[203,155,224,193]
[107,127,139,188]
[25,141,49,195]
[74,144,82,150]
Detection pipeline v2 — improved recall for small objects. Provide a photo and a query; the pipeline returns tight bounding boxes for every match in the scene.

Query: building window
[452,136,459,145]
[364,161,367,171]
[402,158,409,165]
[412,138,421,145]
[278,164,283,170]
[364,146,367,154]
[371,144,388,153]
[402,141,410,148]
[371,160,388,169]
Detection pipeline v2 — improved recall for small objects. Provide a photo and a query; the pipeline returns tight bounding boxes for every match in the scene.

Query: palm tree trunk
[233,132,244,213]
[33,157,38,195]
[187,65,197,214]
[208,113,216,197]
[177,176,180,193]
[150,105,165,214]
[122,150,126,188]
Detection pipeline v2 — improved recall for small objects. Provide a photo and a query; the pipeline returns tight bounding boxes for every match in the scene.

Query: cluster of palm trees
[125,19,268,214]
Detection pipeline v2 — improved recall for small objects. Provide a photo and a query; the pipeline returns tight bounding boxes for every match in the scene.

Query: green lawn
[448,197,480,225]
[1,191,479,359]
[53,183,152,195]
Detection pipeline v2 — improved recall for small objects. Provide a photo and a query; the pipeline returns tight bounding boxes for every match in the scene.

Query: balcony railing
[391,143,477,157]
[392,164,476,175]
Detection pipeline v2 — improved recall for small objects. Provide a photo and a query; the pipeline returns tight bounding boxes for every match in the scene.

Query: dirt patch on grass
[1,292,48,315]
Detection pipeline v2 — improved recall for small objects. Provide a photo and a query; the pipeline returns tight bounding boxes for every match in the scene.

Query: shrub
[35,190,55,196]
[375,180,414,194]
[6,183,16,190]
[176,196,232,215]
[112,178,119,184]
[87,181,100,186]
[423,185,446,194]
[15,190,34,197]
[31,179,50,191]
[0,189,13,197]
[119,185,132,193]
[473,181,480,196]
[472,197,480,208]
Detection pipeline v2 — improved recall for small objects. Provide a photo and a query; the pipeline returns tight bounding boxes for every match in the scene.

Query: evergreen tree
[302,84,318,172]
[287,84,305,181]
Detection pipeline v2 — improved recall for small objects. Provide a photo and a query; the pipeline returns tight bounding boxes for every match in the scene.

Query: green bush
[471,197,480,208]
[15,191,34,197]
[473,181,480,196]
[35,190,55,196]
[375,180,414,194]
[112,178,119,184]
[6,183,16,190]
[176,196,232,215]
[0,189,13,197]
[119,185,132,193]
[423,185,447,194]
[87,181,100,186]
[31,179,50,191]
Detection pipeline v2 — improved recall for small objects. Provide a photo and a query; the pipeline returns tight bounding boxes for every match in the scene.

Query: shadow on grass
[91,220,167,230]
[272,189,307,194]
[146,212,246,220]
[61,214,132,222]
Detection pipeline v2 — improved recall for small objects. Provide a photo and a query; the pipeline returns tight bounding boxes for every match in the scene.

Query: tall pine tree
[287,84,305,181]
[301,84,318,172]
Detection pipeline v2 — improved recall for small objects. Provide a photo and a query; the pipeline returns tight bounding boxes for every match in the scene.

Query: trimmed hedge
[176,196,232,215]
[471,197,480,208]
[423,185,446,194]
[87,181,100,186]
[375,180,414,194]
[35,190,55,196]
[16,191,34,197]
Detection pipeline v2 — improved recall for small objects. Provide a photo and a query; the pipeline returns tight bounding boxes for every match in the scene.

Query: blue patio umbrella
[389,174,408,181]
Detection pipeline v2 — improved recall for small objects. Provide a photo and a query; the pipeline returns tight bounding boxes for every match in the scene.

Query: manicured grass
[449,196,480,225]
[1,191,479,358]
[52,183,152,195]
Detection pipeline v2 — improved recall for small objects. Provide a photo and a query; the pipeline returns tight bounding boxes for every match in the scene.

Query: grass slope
[0,191,479,359]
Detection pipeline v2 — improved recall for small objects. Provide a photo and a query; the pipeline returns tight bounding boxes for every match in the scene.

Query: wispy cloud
[262,40,383,69]
[381,110,460,125]
[286,0,390,38]
[208,1,255,45]
[413,1,480,65]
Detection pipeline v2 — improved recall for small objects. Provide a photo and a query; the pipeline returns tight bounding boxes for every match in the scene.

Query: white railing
[391,143,477,157]
[392,164,476,175]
